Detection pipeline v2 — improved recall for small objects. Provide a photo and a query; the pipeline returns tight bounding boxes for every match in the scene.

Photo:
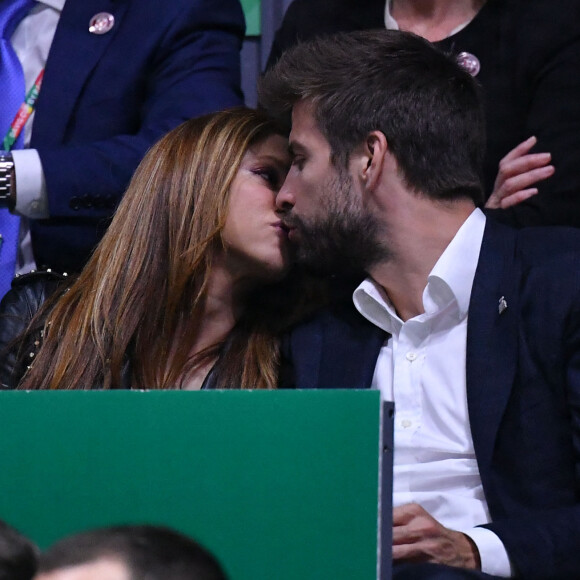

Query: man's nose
[275,181,295,211]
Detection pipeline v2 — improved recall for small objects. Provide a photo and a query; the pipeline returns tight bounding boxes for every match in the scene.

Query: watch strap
[0,152,16,211]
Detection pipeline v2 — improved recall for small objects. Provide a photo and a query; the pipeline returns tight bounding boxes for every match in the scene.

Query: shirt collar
[384,0,399,30]
[353,277,399,335]
[37,0,66,12]
[427,207,486,318]
[353,207,486,330]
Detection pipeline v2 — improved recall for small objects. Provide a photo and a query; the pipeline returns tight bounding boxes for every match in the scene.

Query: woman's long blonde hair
[18,107,298,390]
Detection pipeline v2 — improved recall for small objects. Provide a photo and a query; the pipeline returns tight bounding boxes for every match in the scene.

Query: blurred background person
[0,0,245,300]
[0,107,317,390]
[34,525,226,580]
[0,520,38,580]
[266,0,580,229]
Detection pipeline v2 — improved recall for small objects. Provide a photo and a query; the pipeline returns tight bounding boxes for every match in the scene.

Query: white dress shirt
[10,0,64,272]
[353,208,514,577]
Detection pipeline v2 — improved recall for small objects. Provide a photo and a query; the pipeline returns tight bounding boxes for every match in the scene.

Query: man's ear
[359,131,388,191]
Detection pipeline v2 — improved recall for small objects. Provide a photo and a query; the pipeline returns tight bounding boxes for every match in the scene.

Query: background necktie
[0,0,34,299]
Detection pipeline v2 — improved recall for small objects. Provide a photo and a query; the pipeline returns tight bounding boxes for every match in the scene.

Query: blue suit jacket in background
[28,0,245,273]
[281,219,580,579]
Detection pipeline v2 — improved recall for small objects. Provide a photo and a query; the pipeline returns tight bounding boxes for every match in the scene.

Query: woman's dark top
[0,271,69,389]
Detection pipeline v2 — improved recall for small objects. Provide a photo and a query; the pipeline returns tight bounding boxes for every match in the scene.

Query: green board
[0,390,382,580]
[241,0,260,36]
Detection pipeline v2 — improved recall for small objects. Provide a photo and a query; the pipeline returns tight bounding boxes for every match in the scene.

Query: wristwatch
[0,152,16,211]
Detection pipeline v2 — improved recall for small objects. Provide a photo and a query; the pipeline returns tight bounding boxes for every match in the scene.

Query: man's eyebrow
[288,141,306,156]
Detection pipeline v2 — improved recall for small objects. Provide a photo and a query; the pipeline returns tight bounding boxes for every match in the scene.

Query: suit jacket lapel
[318,306,387,389]
[31,0,128,147]
[466,218,520,474]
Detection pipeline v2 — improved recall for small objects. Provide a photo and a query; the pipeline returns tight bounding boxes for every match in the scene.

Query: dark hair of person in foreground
[0,520,38,580]
[36,525,226,580]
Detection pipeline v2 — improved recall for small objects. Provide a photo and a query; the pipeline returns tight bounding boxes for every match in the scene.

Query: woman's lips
[273,221,290,237]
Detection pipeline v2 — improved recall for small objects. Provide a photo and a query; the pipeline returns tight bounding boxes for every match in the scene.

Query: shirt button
[406,352,417,361]
[401,419,412,429]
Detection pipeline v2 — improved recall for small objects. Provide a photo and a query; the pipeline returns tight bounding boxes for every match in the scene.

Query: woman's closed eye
[252,167,285,189]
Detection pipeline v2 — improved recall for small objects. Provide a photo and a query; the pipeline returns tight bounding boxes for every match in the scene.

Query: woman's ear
[355,131,388,191]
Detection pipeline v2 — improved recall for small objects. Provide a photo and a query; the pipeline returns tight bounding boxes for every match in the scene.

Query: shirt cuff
[463,526,515,577]
[11,148,50,219]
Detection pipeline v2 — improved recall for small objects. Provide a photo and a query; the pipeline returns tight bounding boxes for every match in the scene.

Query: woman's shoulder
[0,270,70,390]
[0,270,69,316]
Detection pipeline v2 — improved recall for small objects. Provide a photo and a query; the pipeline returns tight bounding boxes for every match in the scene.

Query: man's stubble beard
[285,171,390,276]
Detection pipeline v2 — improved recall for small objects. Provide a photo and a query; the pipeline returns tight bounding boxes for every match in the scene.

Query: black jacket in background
[266,0,580,228]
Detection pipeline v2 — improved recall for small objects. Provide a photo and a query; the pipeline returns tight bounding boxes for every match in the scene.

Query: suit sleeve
[35,0,245,220]
[482,275,580,578]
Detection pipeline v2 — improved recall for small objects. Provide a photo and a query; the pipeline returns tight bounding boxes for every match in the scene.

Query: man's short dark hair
[37,525,227,580]
[259,29,486,205]
[0,520,38,580]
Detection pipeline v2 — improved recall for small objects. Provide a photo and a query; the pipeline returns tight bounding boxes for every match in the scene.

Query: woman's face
[221,133,292,283]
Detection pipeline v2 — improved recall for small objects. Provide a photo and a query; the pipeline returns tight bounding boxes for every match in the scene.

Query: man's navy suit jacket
[28,0,245,273]
[282,219,580,579]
